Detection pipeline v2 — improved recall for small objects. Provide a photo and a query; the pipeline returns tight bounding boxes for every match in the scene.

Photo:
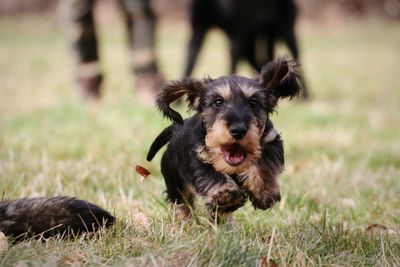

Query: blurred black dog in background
[184,0,308,98]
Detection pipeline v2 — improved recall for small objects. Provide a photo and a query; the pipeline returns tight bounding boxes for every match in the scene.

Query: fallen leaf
[365,224,388,237]
[0,231,8,253]
[135,165,151,182]
[257,256,277,267]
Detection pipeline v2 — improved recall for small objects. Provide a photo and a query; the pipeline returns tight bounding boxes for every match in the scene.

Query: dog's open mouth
[221,143,246,166]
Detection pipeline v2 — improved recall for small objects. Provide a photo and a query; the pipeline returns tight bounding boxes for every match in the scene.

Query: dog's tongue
[221,144,245,166]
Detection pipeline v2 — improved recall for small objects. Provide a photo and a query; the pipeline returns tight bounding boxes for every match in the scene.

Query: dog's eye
[214,98,224,108]
[250,98,258,109]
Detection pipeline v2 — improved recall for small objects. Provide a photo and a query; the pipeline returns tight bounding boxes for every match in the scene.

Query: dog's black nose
[229,124,248,139]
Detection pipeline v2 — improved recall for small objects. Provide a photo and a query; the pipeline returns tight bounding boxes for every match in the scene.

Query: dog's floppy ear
[156,78,207,124]
[260,56,302,99]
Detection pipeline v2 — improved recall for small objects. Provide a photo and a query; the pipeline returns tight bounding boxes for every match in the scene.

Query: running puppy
[0,197,115,239]
[147,57,301,219]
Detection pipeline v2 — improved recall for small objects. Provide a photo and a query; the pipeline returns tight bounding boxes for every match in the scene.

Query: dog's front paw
[248,191,281,210]
[241,165,282,210]
[214,188,247,212]
[206,183,247,213]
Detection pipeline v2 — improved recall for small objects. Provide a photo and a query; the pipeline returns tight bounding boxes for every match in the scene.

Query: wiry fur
[0,196,115,239]
[148,57,301,219]
[156,78,210,124]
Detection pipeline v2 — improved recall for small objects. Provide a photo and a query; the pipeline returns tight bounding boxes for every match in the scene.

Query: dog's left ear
[259,56,302,99]
[156,78,208,124]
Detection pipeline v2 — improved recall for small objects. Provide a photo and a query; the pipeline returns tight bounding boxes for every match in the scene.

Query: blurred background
[0,0,399,265]
[1,0,400,19]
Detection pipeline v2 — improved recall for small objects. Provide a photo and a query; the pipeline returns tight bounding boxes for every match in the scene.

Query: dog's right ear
[156,78,207,124]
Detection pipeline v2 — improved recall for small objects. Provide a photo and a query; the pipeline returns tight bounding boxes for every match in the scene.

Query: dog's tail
[0,196,115,239]
[147,124,177,161]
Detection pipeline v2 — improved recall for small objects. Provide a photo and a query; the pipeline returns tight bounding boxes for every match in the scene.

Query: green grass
[0,14,400,266]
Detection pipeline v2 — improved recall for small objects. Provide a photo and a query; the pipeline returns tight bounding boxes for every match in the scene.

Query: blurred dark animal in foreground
[184,0,309,98]
[0,197,114,239]
[148,57,301,221]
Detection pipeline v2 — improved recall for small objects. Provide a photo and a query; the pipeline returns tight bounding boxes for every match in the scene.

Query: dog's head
[157,57,301,174]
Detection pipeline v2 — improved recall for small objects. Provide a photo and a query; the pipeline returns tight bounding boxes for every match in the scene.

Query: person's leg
[65,0,102,99]
[121,0,163,103]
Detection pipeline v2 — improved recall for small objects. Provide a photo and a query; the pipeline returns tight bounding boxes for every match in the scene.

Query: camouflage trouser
[65,0,158,78]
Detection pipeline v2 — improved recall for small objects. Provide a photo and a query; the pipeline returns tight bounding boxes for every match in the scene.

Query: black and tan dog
[147,57,301,219]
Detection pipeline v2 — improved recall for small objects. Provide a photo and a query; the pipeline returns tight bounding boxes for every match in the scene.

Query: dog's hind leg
[229,36,242,74]
[184,0,210,77]
[283,29,299,60]
[244,34,261,72]
[184,27,207,77]
[283,30,309,98]
[266,34,276,63]
[161,153,194,218]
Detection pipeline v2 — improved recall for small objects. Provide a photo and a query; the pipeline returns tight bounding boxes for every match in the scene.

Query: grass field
[0,14,400,266]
